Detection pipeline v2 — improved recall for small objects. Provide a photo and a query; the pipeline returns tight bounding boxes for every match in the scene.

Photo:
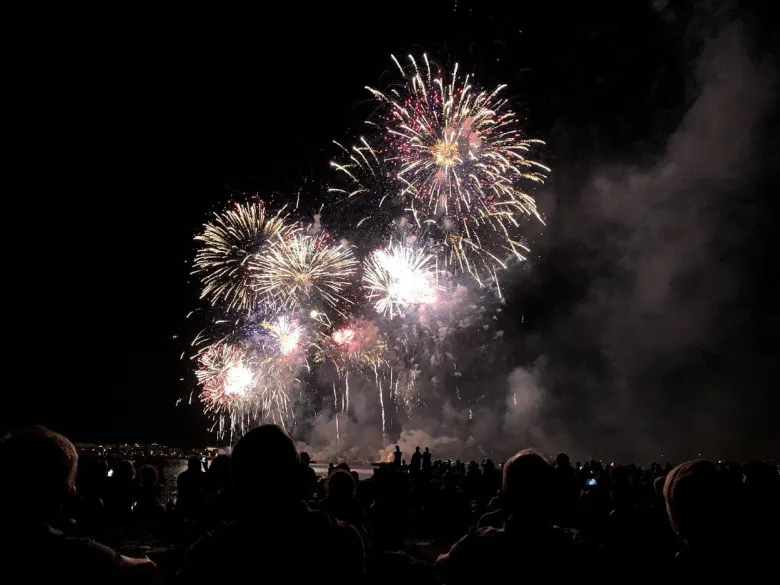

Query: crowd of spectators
[1,424,777,583]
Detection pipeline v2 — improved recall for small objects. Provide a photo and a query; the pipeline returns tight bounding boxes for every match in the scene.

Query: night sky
[5,1,778,457]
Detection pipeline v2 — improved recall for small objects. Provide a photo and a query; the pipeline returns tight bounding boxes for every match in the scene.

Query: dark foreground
[1,425,778,583]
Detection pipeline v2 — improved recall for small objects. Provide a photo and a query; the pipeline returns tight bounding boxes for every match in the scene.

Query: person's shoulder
[304,506,334,527]
[452,524,505,551]
[178,521,235,582]
[470,524,504,539]
[437,525,505,569]
[188,521,235,552]
[309,507,359,538]
[53,528,118,559]
[477,509,504,528]
[57,533,122,579]
[550,524,576,541]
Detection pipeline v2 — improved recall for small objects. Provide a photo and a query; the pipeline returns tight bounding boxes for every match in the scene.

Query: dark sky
[5,1,778,456]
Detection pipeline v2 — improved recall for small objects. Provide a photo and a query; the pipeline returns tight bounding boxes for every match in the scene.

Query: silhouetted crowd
[1,425,778,583]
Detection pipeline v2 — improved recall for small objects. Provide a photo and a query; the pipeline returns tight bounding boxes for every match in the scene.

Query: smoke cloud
[527,13,777,460]
[296,7,776,463]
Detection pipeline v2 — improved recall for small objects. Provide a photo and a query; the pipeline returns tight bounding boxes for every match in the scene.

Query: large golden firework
[193,201,291,313]
[250,229,358,317]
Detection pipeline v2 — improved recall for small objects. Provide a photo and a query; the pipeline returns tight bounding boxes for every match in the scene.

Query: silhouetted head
[395,445,400,452]
[0,426,78,520]
[663,459,742,547]
[424,447,429,453]
[415,446,420,453]
[327,469,355,499]
[300,451,311,466]
[139,464,158,486]
[188,456,202,472]
[207,454,231,483]
[231,424,300,510]
[116,459,135,481]
[502,448,554,520]
[653,475,666,498]
[555,453,571,468]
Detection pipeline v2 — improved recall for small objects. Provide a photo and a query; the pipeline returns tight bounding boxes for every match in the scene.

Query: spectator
[298,451,318,501]
[202,454,235,526]
[436,448,579,582]
[204,454,231,499]
[393,445,402,467]
[422,447,432,473]
[177,424,364,583]
[663,459,746,568]
[320,469,363,530]
[135,464,164,519]
[411,447,422,474]
[177,456,205,519]
[104,459,136,524]
[0,426,156,583]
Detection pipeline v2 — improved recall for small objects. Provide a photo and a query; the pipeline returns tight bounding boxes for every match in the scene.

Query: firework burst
[250,229,358,317]
[331,53,548,288]
[317,318,388,372]
[363,242,439,318]
[193,200,291,313]
[195,342,256,434]
[262,314,305,357]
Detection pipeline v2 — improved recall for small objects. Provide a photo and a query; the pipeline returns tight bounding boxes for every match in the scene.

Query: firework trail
[253,314,311,428]
[193,200,291,313]
[316,318,391,437]
[331,53,548,290]
[363,242,439,318]
[250,229,358,318]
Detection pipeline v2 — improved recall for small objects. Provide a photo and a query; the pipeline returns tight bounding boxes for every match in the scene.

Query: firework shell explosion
[193,200,292,313]
[188,53,550,440]
[250,228,358,318]
[363,241,439,318]
[330,53,549,289]
[316,318,388,374]
[260,314,307,359]
[195,342,258,434]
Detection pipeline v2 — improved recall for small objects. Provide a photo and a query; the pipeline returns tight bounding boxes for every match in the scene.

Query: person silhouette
[422,447,432,472]
[0,426,156,583]
[411,447,422,474]
[178,424,364,583]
